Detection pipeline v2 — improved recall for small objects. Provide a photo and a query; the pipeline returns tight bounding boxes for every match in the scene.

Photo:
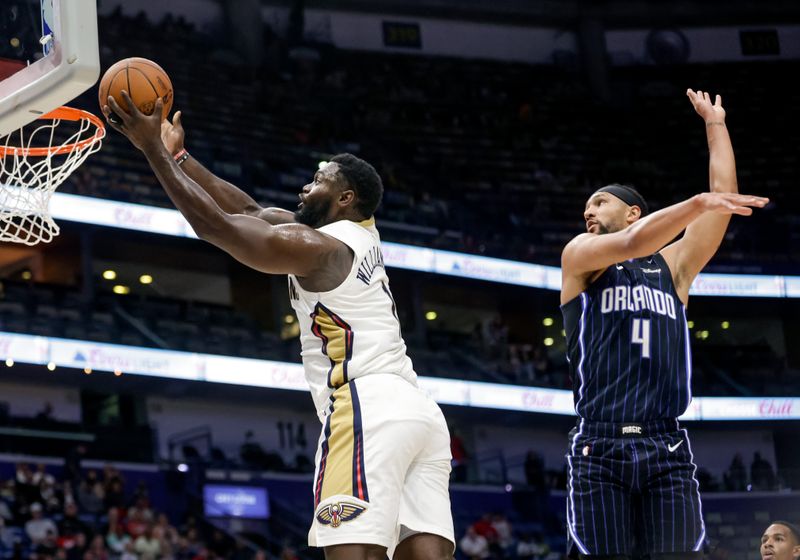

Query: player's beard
[294,197,333,228]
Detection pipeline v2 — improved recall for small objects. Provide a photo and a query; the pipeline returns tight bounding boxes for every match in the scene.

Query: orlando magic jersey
[561,252,692,422]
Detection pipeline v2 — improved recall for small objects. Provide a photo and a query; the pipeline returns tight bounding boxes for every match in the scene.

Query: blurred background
[1,0,799,559]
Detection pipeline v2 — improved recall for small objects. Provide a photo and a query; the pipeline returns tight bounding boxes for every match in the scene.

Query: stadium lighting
[112,285,130,295]
[721,321,730,329]
[5,358,13,367]
[284,314,295,324]
[21,270,32,280]
[102,270,117,280]
[544,337,554,347]
[47,362,56,371]
[425,311,438,321]
[318,161,328,170]
[139,274,153,285]
[114,369,122,377]
[177,463,189,473]
[687,320,695,329]
[542,317,554,326]
[84,367,92,374]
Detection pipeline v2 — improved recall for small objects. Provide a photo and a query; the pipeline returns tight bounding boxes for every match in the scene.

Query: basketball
[98,57,173,120]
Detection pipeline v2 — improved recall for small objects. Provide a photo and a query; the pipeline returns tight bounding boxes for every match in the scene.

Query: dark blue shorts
[566,418,706,556]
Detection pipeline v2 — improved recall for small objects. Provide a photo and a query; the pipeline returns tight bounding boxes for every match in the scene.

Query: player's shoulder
[561,233,594,259]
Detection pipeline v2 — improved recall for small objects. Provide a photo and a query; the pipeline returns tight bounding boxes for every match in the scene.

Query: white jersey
[288,218,417,417]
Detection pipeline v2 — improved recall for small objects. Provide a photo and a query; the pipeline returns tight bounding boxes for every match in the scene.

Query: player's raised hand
[687,89,726,123]
[103,90,163,153]
[696,192,768,216]
[161,110,185,156]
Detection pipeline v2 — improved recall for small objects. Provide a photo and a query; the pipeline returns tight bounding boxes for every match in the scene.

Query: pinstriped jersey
[561,253,692,422]
[288,218,417,418]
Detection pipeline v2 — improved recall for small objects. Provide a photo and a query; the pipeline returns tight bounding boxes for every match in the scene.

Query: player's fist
[687,89,726,123]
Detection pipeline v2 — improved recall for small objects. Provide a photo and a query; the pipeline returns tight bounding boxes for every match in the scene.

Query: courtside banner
[1,331,797,421]
[48,193,800,298]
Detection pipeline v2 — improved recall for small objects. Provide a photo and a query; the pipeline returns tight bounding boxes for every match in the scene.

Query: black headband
[596,185,649,215]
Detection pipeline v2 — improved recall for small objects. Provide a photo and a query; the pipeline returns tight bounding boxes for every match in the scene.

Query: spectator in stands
[279,543,299,560]
[133,522,160,559]
[450,425,469,482]
[64,444,87,493]
[104,479,125,511]
[760,522,800,560]
[153,513,179,549]
[87,534,110,560]
[15,463,38,505]
[0,516,15,551]
[482,314,509,360]
[37,527,59,557]
[102,465,124,494]
[25,502,58,546]
[119,540,137,560]
[58,502,91,550]
[473,514,499,552]
[460,526,490,560]
[106,523,131,558]
[751,452,777,491]
[490,512,514,554]
[78,470,105,514]
[125,507,149,539]
[127,496,154,525]
[516,532,550,560]
[35,401,55,424]
[724,453,748,491]
[239,430,269,469]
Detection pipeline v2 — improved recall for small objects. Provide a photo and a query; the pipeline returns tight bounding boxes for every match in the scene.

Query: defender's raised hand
[102,90,164,153]
[696,192,768,216]
[687,89,726,123]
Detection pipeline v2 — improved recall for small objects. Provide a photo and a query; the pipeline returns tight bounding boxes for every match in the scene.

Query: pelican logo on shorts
[316,502,366,528]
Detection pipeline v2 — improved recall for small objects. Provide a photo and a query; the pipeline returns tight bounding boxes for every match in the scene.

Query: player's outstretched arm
[562,192,768,278]
[104,94,341,276]
[661,90,740,299]
[161,111,295,225]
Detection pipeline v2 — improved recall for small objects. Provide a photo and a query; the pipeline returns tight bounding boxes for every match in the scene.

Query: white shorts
[308,373,455,556]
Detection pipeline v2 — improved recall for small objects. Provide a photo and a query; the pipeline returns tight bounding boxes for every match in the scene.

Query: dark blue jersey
[561,252,692,422]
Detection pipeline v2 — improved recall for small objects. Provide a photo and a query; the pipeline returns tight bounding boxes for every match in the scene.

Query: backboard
[0,0,100,137]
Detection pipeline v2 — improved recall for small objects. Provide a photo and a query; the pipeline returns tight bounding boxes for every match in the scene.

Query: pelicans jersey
[560,252,705,556]
[288,218,454,554]
[288,218,417,417]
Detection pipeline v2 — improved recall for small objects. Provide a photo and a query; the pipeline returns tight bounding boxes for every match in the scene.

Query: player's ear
[792,544,800,559]
[627,205,641,223]
[338,188,356,208]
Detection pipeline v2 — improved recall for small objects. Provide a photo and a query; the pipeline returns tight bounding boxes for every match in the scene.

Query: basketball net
[0,107,105,245]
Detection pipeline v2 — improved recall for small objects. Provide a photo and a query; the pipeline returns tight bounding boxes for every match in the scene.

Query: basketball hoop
[0,106,105,245]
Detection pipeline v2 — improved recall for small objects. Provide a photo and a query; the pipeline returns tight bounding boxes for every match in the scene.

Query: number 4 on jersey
[632,318,651,359]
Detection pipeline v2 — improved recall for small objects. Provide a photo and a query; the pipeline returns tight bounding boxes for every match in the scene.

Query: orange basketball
[98,57,173,121]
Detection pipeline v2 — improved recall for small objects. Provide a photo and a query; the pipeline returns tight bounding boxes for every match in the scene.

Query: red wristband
[173,148,189,165]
